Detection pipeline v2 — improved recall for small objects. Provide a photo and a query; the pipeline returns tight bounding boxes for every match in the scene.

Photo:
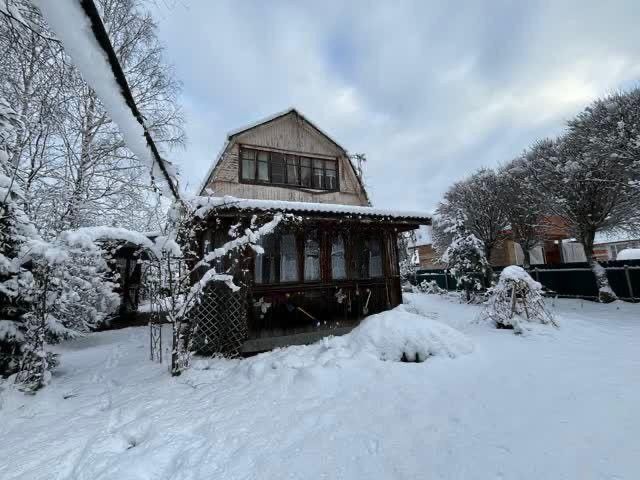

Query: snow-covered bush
[1,97,36,377]
[482,266,556,334]
[442,213,489,302]
[417,279,447,295]
[11,236,121,391]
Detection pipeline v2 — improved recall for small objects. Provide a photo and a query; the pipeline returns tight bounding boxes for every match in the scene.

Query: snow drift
[220,307,474,381]
[348,308,474,362]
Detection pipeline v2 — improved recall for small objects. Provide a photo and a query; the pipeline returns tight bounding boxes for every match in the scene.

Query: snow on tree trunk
[580,230,617,303]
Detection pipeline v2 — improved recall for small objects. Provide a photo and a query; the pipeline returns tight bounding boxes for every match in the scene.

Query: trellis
[188,282,248,357]
[143,253,249,363]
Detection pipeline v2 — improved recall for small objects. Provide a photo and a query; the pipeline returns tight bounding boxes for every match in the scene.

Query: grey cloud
[152,0,640,211]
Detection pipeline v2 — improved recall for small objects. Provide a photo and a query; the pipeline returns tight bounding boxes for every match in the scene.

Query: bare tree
[498,157,550,267]
[523,90,640,301]
[436,168,508,266]
[0,0,184,236]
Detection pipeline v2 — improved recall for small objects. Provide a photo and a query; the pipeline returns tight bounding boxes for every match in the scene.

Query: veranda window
[354,235,384,279]
[254,234,277,284]
[254,233,299,284]
[331,234,346,280]
[279,233,299,282]
[304,231,321,281]
[368,238,383,278]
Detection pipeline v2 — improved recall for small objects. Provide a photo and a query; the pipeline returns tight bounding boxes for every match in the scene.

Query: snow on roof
[594,231,640,245]
[193,196,431,223]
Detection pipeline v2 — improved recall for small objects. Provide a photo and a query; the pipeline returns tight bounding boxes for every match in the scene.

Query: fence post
[444,269,449,290]
[624,265,634,301]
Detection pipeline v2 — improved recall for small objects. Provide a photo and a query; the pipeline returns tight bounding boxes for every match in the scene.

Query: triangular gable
[198,109,370,205]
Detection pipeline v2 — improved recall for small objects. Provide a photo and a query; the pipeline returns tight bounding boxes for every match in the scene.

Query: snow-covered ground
[1,294,639,480]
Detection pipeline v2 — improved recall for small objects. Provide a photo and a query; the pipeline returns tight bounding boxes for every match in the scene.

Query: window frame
[239,145,339,192]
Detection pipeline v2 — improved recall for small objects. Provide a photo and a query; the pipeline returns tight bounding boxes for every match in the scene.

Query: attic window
[239,146,339,191]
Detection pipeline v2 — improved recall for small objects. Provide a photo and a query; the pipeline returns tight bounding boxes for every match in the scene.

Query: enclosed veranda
[188,198,430,354]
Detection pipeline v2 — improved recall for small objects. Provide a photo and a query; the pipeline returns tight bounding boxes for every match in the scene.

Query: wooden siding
[203,111,369,206]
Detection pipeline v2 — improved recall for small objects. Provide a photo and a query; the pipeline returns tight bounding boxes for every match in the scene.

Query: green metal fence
[414,260,640,302]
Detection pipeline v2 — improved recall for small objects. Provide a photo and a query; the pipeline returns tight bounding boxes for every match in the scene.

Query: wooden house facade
[195,109,430,353]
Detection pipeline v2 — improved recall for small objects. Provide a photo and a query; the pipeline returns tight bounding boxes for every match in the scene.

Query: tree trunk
[484,243,494,287]
[519,242,531,269]
[581,229,617,303]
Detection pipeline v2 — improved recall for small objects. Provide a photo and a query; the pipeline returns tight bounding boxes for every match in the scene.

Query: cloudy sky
[150,0,640,212]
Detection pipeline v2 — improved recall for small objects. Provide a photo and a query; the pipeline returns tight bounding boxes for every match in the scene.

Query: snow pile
[617,248,640,260]
[225,307,473,381]
[347,308,473,362]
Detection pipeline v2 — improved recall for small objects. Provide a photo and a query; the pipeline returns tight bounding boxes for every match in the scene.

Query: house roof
[197,108,370,204]
[594,231,640,245]
[192,196,432,224]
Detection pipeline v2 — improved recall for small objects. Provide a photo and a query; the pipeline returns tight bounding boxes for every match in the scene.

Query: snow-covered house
[195,109,430,353]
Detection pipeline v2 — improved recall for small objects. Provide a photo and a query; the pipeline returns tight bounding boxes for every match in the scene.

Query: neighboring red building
[410,216,590,269]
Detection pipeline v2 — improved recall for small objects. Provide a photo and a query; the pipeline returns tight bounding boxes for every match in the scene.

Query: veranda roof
[193,196,431,224]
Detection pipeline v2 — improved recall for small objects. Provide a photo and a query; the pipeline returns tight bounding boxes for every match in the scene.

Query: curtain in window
[300,157,312,187]
[325,160,337,190]
[257,151,269,181]
[280,233,299,282]
[285,155,299,185]
[254,235,276,284]
[312,159,324,189]
[241,149,256,180]
[304,231,321,281]
[331,235,346,279]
